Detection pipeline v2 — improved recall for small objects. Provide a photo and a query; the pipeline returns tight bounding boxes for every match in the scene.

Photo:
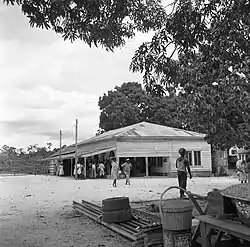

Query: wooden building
[48,122,212,177]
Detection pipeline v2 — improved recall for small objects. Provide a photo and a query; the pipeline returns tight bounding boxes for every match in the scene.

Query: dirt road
[0,175,239,247]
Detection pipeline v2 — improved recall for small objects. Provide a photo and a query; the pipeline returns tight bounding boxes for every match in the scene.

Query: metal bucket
[159,186,193,247]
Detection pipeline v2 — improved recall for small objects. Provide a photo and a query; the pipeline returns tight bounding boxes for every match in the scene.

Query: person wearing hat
[176,148,192,198]
[122,158,133,185]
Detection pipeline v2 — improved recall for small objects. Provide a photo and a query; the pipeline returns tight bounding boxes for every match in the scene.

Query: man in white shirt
[176,148,192,198]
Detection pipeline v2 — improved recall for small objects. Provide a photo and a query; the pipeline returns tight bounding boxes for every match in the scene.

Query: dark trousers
[178,171,187,196]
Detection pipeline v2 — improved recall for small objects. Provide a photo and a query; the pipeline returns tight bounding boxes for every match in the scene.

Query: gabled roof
[50,122,205,158]
[79,121,205,144]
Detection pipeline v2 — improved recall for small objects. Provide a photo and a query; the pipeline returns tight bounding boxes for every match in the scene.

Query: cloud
[0,82,100,148]
[0,22,149,149]
[0,2,175,149]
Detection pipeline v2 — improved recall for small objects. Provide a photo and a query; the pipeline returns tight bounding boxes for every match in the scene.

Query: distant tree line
[0,143,66,173]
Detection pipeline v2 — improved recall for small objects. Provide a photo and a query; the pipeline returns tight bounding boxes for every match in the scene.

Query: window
[186,151,193,166]
[149,157,163,167]
[194,151,201,166]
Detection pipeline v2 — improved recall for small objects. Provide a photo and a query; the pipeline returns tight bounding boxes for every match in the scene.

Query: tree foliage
[3,0,166,50]
[130,0,250,149]
[98,82,183,132]
[0,143,63,160]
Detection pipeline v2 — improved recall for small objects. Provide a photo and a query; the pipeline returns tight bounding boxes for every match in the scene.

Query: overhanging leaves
[3,0,167,50]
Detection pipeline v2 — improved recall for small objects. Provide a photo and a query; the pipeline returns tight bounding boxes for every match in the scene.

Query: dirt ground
[0,175,239,247]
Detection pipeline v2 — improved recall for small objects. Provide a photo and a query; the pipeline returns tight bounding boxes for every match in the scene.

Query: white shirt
[76,163,81,175]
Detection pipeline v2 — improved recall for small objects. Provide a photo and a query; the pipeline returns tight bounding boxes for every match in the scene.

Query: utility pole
[75,119,78,180]
[59,130,62,164]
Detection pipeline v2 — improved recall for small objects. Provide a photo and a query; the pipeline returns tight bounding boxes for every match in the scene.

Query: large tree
[3,0,166,50]
[130,0,250,149]
[98,82,183,131]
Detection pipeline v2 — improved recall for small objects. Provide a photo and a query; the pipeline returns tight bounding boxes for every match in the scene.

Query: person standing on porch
[98,161,105,178]
[77,162,82,180]
[59,162,64,177]
[111,157,119,187]
[122,158,132,185]
[176,148,192,198]
[91,162,96,179]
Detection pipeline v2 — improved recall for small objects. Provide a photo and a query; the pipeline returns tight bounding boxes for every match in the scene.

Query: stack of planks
[73,200,163,246]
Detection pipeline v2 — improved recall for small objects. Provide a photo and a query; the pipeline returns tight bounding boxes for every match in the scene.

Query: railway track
[73,200,163,247]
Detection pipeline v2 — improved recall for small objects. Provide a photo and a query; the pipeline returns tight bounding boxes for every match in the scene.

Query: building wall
[117,140,171,157]
[170,139,212,176]
[117,139,212,176]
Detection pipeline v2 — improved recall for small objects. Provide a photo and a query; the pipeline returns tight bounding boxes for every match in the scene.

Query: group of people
[110,157,132,187]
[73,162,85,180]
[71,158,132,183]
[73,161,106,180]
[55,148,249,199]
[109,148,192,195]
[236,158,249,183]
[88,161,105,179]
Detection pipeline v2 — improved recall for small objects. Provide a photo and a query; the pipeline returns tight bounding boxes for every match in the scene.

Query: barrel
[49,164,56,175]
[102,197,132,223]
[159,186,193,247]
[161,199,193,231]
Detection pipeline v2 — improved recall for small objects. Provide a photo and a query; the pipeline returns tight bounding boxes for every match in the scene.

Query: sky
[0,2,165,150]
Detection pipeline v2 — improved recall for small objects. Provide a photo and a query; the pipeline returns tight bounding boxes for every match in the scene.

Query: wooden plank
[192,202,208,244]
[211,231,223,247]
[145,157,149,177]
[200,221,211,247]
[188,192,206,215]
[196,215,250,242]
[74,205,137,241]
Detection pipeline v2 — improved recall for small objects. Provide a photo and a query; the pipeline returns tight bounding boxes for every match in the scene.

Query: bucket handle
[159,186,189,220]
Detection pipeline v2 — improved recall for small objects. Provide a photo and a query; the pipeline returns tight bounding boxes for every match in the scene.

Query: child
[122,158,132,185]
[111,157,119,187]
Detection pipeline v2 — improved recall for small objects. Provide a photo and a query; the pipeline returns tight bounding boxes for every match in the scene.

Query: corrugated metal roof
[49,122,205,159]
[79,122,205,144]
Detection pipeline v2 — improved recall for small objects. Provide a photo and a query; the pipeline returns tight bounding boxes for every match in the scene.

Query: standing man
[122,158,133,185]
[176,148,192,198]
